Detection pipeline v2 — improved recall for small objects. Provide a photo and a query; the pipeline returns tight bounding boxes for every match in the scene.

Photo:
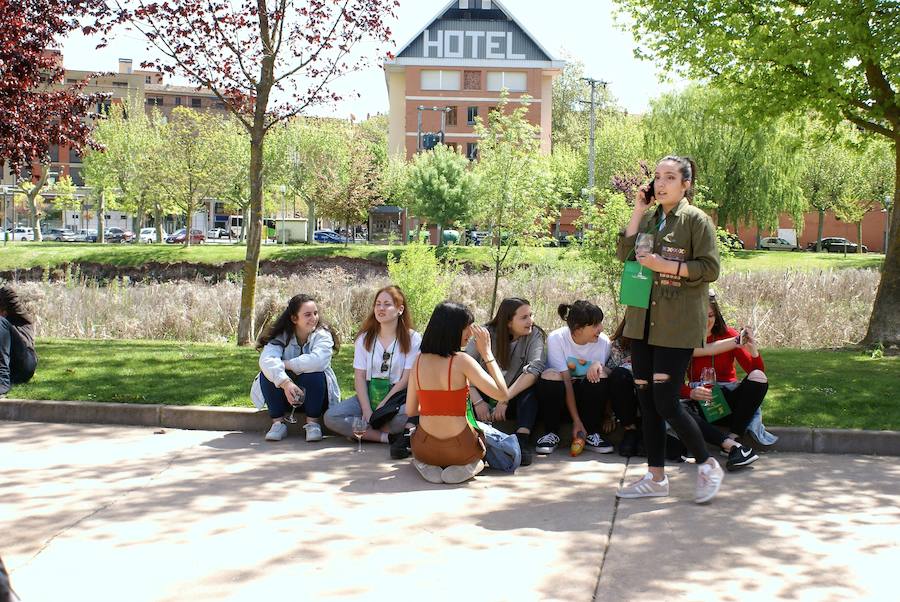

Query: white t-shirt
[353,330,422,384]
[546,326,611,374]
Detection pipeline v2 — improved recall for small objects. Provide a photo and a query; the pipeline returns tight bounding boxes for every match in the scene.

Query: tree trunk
[27,169,50,242]
[862,137,900,346]
[816,209,825,252]
[154,204,164,243]
[857,221,863,254]
[306,199,315,244]
[97,190,106,243]
[437,223,444,247]
[183,208,191,248]
[237,127,266,346]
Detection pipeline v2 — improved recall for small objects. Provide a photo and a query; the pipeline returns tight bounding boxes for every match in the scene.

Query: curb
[2,398,900,456]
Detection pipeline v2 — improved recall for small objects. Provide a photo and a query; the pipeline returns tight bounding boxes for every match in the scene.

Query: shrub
[387,239,459,330]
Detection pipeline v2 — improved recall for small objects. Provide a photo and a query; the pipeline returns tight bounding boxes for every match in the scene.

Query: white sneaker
[265,421,288,441]
[616,472,669,498]
[441,459,485,484]
[412,459,443,484]
[535,433,560,454]
[695,458,725,504]
[303,422,323,442]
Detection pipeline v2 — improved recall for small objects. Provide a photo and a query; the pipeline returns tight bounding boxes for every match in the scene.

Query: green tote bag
[619,261,652,309]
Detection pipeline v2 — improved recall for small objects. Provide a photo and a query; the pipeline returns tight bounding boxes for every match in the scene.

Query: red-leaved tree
[1,0,104,239]
[95,0,397,345]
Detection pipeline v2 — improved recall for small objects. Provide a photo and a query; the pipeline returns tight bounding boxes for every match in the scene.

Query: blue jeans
[258,371,328,420]
[0,317,36,395]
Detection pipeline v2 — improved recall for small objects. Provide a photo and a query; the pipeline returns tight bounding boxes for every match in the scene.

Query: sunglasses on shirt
[380,350,392,373]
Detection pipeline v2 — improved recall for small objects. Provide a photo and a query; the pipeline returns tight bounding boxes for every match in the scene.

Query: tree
[801,123,857,252]
[406,144,477,245]
[472,93,560,315]
[318,124,382,245]
[839,139,896,252]
[98,0,396,345]
[615,0,899,344]
[152,108,228,246]
[643,86,806,238]
[82,128,124,244]
[0,1,103,174]
[550,54,615,152]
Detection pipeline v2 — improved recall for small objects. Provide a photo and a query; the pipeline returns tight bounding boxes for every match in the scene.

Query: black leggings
[608,366,639,428]
[536,377,607,435]
[688,377,769,446]
[631,339,710,467]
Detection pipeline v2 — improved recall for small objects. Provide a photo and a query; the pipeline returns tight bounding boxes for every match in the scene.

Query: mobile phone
[739,328,749,345]
[644,181,656,204]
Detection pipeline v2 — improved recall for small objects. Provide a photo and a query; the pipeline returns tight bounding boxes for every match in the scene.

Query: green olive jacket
[616,198,720,349]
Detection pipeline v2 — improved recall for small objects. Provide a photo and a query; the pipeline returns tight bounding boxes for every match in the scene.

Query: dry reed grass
[9,266,878,349]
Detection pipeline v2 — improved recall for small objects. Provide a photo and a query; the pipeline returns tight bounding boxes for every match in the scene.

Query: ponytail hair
[557,300,604,332]
[659,155,698,201]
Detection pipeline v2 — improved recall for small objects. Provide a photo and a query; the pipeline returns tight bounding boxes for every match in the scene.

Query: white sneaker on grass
[265,421,288,441]
[616,473,669,498]
[303,422,323,442]
[695,458,725,504]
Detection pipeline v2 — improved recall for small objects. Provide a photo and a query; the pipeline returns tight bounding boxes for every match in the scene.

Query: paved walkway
[2,421,898,601]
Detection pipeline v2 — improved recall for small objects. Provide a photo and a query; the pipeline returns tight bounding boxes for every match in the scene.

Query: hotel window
[466,143,478,161]
[191,97,202,108]
[112,81,128,87]
[486,72,527,92]
[145,76,151,84]
[175,97,182,106]
[420,70,461,91]
[446,106,458,126]
[146,97,163,106]
[466,106,478,125]
[463,70,481,91]
[69,167,84,186]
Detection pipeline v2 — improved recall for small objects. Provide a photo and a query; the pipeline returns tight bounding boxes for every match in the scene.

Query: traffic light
[422,132,441,150]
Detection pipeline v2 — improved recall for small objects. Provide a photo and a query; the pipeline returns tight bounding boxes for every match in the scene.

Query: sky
[62,0,687,119]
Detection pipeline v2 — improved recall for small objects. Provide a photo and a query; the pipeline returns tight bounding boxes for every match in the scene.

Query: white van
[4,227,35,241]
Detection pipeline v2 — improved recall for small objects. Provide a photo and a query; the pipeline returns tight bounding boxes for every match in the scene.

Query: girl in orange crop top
[405,301,511,483]
[416,355,469,417]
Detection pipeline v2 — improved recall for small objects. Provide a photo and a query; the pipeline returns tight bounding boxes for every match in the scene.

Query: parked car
[758,236,800,251]
[103,227,135,243]
[165,228,205,244]
[74,228,97,242]
[3,227,35,241]
[207,227,229,239]
[807,237,868,253]
[313,229,347,243]
[138,227,167,244]
[46,227,76,242]
[466,230,491,246]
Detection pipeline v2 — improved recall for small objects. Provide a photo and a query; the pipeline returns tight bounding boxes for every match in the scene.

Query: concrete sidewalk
[2,421,898,602]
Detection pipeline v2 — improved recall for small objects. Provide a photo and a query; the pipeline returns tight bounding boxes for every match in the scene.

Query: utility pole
[577,78,608,203]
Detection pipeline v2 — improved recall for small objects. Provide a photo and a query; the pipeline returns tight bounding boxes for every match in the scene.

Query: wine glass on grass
[634,233,654,279]
[351,417,367,453]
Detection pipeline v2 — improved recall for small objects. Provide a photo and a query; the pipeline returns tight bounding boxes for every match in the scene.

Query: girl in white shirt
[534,301,614,455]
[324,286,421,449]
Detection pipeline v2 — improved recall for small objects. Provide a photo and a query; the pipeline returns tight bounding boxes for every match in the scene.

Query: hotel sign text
[422,28,527,60]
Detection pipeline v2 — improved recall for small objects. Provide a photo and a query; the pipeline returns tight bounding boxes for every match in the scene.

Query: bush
[387,239,460,331]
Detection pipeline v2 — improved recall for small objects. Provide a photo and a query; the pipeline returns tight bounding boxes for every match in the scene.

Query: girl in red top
[682,292,768,470]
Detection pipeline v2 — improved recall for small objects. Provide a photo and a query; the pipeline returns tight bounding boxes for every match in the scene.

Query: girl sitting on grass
[251,294,341,442]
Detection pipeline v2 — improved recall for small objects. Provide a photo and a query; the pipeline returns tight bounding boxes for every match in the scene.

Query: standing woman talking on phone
[614,156,724,504]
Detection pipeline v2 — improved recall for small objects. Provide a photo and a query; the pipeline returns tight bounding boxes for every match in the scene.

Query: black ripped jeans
[631,339,710,468]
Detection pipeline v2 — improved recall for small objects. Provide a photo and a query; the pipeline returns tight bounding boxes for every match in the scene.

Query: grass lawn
[1,241,883,273]
[10,339,899,431]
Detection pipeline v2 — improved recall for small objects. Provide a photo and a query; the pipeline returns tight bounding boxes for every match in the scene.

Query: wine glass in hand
[699,367,716,407]
[284,386,305,424]
[351,417,367,453]
[634,233,654,279]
